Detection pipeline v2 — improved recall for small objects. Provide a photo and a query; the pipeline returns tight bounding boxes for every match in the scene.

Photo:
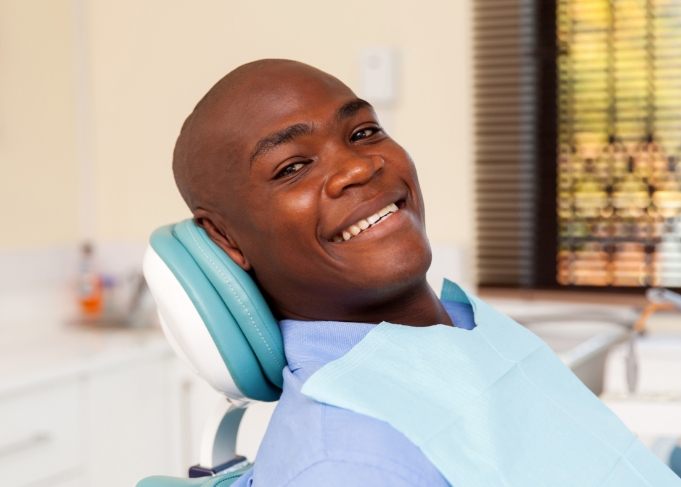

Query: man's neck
[279,280,454,327]
[353,281,453,327]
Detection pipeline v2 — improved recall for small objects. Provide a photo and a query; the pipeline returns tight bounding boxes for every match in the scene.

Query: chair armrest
[137,476,207,487]
[137,463,251,487]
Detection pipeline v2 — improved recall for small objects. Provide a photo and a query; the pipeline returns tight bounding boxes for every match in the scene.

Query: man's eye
[350,126,382,142]
[274,161,307,179]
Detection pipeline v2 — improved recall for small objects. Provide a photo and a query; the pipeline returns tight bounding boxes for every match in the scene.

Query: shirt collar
[279,289,476,378]
[279,319,375,375]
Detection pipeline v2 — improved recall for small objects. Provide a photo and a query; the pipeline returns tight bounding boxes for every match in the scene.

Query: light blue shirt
[232,300,475,486]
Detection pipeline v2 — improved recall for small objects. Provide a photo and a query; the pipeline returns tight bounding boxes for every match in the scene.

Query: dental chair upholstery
[139,219,287,486]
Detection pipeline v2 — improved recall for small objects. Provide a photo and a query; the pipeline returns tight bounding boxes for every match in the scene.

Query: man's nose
[323,150,385,198]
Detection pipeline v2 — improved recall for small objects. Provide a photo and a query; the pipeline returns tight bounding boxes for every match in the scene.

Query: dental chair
[138,219,287,486]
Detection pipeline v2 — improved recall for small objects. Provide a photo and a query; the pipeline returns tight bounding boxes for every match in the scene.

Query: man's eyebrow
[249,123,313,164]
[336,98,373,121]
[248,99,373,165]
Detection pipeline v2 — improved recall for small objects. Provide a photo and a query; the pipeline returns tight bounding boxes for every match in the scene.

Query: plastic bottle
[77,242,103,318]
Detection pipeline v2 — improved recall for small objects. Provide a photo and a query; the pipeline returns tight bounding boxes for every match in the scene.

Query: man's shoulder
[251,368,448,486]
[258,367,430,460]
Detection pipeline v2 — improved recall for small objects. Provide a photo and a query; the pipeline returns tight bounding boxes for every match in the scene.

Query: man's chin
[351,240,432,294]
[267,244,432,323]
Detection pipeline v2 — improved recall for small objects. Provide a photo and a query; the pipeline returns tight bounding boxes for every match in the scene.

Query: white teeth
[333,202,401,243]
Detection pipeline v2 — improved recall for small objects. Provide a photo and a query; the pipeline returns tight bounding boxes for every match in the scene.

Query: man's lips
[332,202,400,242]
[324,191,408,242]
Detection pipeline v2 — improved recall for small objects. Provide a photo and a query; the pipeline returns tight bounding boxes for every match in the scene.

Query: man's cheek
[279,190,317,216]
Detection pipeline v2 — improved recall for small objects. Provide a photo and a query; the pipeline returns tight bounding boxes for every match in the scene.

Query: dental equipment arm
[634,288,681,333]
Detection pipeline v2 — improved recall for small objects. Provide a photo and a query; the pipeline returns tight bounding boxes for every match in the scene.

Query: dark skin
[174,59,452,326]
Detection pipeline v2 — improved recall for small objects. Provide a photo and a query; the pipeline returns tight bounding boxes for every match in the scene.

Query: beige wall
[2,0,473,253]
[0,0,79,248]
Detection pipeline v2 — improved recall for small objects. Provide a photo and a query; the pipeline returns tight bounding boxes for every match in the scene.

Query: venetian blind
[474,0,540,286]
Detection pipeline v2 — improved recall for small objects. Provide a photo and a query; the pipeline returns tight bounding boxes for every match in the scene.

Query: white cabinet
[0,379,84,486]
[0,331,180,486]
[0,328,277,486]
[84,354,178,485]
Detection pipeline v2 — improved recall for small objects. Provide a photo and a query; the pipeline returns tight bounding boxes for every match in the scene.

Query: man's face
[204,65,431,320]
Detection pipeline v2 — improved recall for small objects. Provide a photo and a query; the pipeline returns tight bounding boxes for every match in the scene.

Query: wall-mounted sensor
[359,47,399,106]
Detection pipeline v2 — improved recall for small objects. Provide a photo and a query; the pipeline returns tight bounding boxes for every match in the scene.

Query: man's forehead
[217,67,353,123]
[201,69,356,153]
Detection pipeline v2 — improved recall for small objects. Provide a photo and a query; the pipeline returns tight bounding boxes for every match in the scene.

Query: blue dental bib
[301,280,681,487]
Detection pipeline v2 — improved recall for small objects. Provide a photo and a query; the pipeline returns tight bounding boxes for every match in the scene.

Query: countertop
[0,322,171,397]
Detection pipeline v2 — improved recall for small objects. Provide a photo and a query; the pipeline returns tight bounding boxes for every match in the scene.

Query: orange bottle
[77,242,103,318]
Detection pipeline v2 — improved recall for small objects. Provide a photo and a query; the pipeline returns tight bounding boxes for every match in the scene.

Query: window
[475,0,681,290]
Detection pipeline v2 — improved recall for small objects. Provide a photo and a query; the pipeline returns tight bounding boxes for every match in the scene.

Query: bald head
[172,59,350,213]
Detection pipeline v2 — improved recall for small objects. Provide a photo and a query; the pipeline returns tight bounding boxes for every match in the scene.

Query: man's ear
[194,213,252,271]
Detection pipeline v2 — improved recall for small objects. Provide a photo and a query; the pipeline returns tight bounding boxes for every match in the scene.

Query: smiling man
[172,59,466,485]
[168,60,681,487]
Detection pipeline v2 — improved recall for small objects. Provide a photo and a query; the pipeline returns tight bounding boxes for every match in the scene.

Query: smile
[332,202,400,242]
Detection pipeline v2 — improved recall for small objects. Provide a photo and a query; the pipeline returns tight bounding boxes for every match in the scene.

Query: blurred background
[1,0,680,485]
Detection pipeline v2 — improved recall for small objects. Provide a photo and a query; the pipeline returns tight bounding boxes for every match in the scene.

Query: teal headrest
[145,219,285,402]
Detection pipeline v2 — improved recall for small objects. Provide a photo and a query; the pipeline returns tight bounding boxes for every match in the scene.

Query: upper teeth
[334,203,399,242]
